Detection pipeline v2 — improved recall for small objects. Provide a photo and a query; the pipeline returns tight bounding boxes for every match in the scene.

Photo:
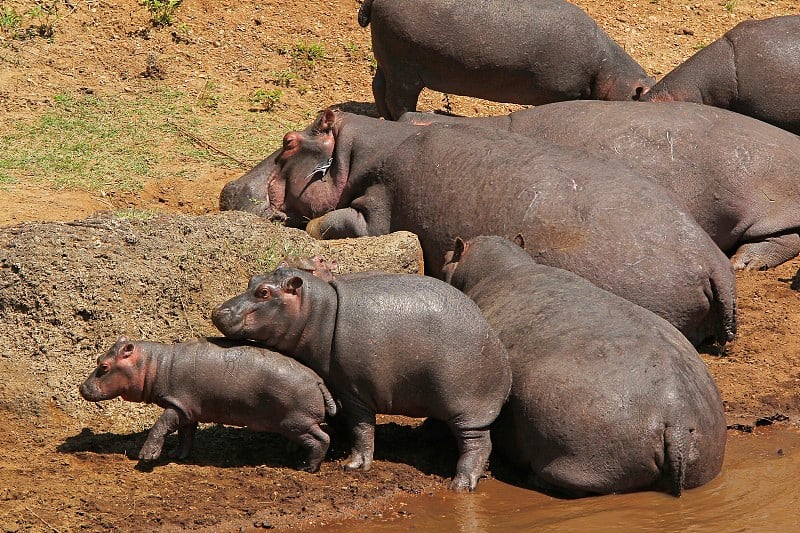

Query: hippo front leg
[138,407,183,461]
[731,233,800,270]
[306,208,370,240]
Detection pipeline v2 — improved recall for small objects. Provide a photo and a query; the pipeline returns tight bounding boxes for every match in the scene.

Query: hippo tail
[319,382,338,417]
[663,426,687,497]
[357,0,373,27]
[710,265,737,345]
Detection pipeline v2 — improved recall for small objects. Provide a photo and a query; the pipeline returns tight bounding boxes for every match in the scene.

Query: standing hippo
[212,268,513,491]
[642,16,800,135]
[358,0,654,119]
[401,100,800,269]
[78,337,337,471]
[442,235,727,497]
[269,108,736,347]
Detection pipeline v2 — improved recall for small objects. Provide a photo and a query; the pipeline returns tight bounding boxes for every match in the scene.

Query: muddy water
[328,428,800,531]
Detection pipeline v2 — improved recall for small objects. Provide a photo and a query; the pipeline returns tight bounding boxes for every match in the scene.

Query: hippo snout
[78,380,103,402]
[211,304,245,338]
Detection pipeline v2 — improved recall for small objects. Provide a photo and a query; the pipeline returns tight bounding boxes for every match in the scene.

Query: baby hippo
[212,268,512,491]
[443,236,727,497]
[79,337,337,471]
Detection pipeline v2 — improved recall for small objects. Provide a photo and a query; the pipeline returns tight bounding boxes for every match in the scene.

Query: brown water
[327,427,800,531]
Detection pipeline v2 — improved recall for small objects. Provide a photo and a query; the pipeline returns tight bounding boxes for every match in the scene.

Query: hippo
[400,100,800,270]
[642,16,800,135]
[218,151,288,222]
[212,267,513,491]
[78,337,337,471]
[358,0,654,119]
[442,235,727,497]
[267,108,736,347]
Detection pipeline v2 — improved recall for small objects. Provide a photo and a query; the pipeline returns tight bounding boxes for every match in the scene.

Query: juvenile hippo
[212,268,512,491]
[401,100,800,269]
[79,337,337,471]
[442,236,727,497]
[642,16,800,135]
[269,109,736,347]
[358,0,654,119]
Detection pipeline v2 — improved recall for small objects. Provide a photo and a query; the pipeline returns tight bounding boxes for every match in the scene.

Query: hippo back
[382,124,737,346]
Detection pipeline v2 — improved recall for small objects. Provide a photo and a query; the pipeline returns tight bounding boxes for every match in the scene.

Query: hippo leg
[139,407,182,461]
[372,67,390,120]
[448,426,492,492]
[293,424,331,473]
[341,403,377,471]
[169,421,198,460]
[731,233,800,270]
[383,70,424,120]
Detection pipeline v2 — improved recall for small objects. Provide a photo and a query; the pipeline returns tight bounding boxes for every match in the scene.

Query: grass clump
[249,88,283,112]
[140,0,182,27]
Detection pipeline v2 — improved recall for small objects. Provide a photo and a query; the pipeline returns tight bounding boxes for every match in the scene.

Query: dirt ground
[1,0,800,531]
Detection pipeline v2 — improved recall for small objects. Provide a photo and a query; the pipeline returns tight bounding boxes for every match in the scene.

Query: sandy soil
[1,0,799,530]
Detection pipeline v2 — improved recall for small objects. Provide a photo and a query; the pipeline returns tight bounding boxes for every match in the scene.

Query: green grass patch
[0,89,310,194]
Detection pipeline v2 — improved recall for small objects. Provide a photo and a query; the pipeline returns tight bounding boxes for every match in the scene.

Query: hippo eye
[256,286,271,299]
[97,362,110,376]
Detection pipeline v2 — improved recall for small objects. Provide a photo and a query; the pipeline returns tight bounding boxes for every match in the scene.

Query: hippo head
[78,337,149,403]
[595,71,655,101]
[267,108,347,223]
[442,235,530,292]
[212,268,325,352]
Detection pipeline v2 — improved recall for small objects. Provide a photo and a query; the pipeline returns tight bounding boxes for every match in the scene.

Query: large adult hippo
[401,100,800,269]
[212,268,512,492]
[268,108,736,347]
[441,236,727,497]
[79,337,337,471]
[358,0,653,119]
[642,16,800,135]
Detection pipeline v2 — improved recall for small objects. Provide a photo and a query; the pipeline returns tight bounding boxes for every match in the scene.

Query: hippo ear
[118,335,128,343]
[513,233,526,249]
[318,108,337,134]
[282,276,304,295]
[451,237,466,263]
[120,343,135,359]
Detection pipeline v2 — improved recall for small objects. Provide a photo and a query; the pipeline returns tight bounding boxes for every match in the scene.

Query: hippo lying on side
[212,268,512,491]
[79,337,337,471]
[267,109,736,347]
[443,236,727,497]
[358,0,653,119]
[218,151,287,221]
[401,100,800,269]
[642,16,800,135]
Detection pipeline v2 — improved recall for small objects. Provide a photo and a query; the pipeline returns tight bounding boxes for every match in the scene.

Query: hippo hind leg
[382,68,424,120]
[339,402,377,472]
[731,233,800,270]
[169,421,198,460]
[448,425,492,492]
[292,423,331,473]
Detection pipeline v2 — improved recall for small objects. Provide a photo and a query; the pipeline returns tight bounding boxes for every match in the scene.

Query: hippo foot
[342,451,372,472]
[731,236,800,270]
[137,446,163,462]
[305,216,326,240]
[449,472,478,492]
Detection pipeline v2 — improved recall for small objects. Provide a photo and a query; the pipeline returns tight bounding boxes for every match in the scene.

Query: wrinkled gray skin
[401,100,800,270]
[441,236,727,497]
[78,337,337,471]
[642,16,800,135]
[358,0,654,120]
[212,267,512,491]
[273,109,736,347]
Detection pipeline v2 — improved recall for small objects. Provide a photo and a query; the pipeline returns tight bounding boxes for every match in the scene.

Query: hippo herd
[80,1,800,499]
